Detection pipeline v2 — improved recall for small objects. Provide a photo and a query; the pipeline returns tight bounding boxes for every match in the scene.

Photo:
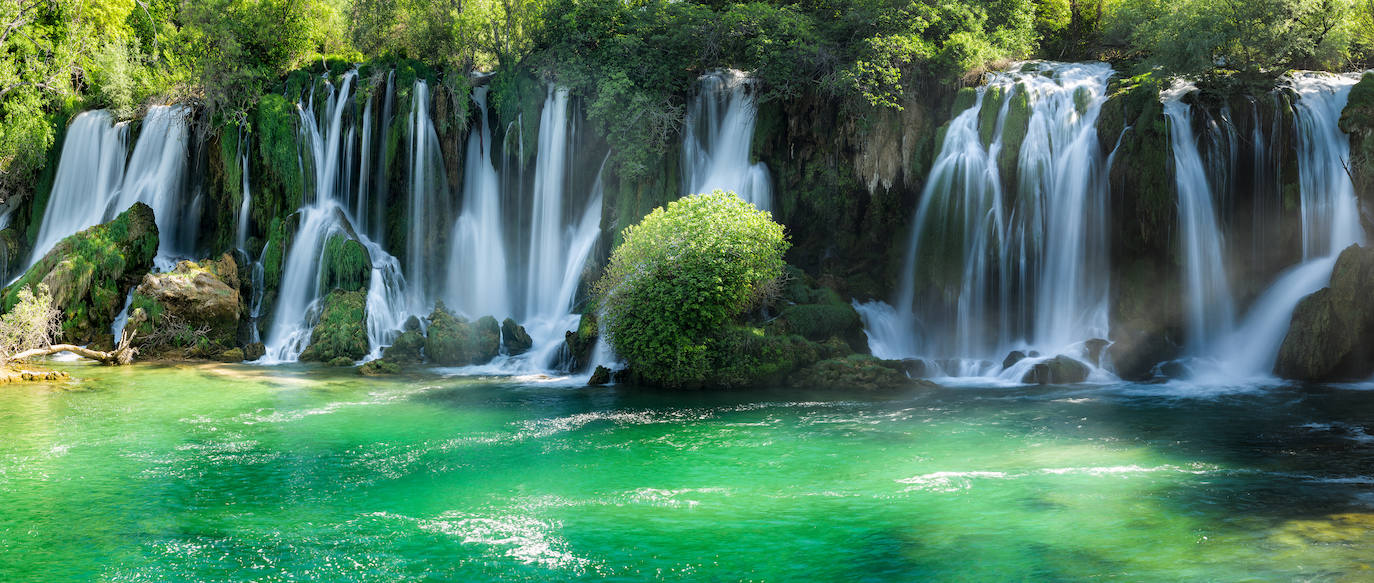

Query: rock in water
[563,313,599,371]
[1,203,158,344]
[383,329,425,363]
[299,290,369,362]
[424,303,501,366]
[131,253,241,353]
[1022,355,1090,385]
[1276,245,1374,381]
[1002,350,1027,370]
[502,318,533,356]
[588,365,611,386]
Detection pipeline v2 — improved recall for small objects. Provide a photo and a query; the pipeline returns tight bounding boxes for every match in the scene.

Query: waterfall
[28,111,130,267]
[524,86,573,322]
[260,71,415,363]
[406,80,450,312]
[1192,73,1363,380]
[864,62,1113,373]
[448,85,511,319]
[682,70,772,210]
[1163,84,1237,353]
[27,105,192,272]
[236,127,252,252]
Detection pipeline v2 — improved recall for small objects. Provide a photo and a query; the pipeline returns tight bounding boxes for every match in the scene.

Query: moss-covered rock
[563,312,599,371]
[1341,72,1374,236]
[588,365,611,386]
[502,318,533,355]
[1275,245,1374,381]
[383,329,425,363]
[129,253,241,354]
[790,354,921,391]
[299,290,369,362]
[1,203,158,344]
[424,302,501,366]
[360,359,401,375]
[319,234,372,293]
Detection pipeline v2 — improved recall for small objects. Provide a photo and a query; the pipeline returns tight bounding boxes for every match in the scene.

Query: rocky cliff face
[1276,245,1374,381]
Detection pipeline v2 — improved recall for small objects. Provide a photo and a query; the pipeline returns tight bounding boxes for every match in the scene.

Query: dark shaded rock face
[791,354,931,391]
[1341,73,1374,235]
[1276,245,1374,381]
[563,313,599,371]
[1,203,158,344]
[1022,355,1090,385]
[502,318,532,356]
[588,365,611,386]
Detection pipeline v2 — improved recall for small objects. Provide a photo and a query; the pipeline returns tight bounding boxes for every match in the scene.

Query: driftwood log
[9,330,139,366]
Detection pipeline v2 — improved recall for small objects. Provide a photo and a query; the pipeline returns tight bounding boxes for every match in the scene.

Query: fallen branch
[8,329,139,366]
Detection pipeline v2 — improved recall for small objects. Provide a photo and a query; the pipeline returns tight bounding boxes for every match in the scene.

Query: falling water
[236,127,252,252]
[1194,73,1363,380]
[261,71,414,363]
[406,80,450,311]
[524,87,573,322]
[28,111,130,266]
[448,85,511,319]
[862,62,1113,374]
[1163,83,1237,353]
[682,70,773,210]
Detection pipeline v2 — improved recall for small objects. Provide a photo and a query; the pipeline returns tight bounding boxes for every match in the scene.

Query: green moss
[299,290,369,362]
[2,203,158,344]
[791,354,915,390]
[319,234,371,293]
[978,85,1005,147]
[382,329,425,363]
[997,83,1031,186]
[424,302,501,366]
[255,94,303,217]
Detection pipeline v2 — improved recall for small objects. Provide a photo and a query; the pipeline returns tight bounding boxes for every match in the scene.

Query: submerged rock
[791,354,930,391]
[1,203,158,344]
[1276,244,1374,381]
[299,290,369,362]
[360,359,400,376]
[502,318,533,356]
[1022,355,1090,385]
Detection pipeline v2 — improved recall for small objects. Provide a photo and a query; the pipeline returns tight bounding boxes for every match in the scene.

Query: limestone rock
[502,318,533,356]
[131,253,242,350]
[1022,355,1090,385]
[299,290,369,362]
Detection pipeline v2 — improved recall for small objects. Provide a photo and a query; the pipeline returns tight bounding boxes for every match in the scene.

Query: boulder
[424,303,501,366]
[502,318,533,355]
[588,365,611,386]
[1022,355,1090,385]
[383,329,425,363]
[299,290,369,362]
[215,348,245,363]
[1002,350,1027,370]
[243,342,266,361]
[130,253,242,352]
[360,359,401,376]
[1083,339,1110,367]
[791,354,930,391]
[563,312,599,371]
[1275,245,1374,381]
[1,203,158,344]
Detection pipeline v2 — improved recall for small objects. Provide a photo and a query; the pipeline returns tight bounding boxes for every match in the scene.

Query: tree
[596,191,789,388]
[0,284,60,362]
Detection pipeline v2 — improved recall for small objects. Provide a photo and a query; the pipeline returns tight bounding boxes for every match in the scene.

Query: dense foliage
[3,0,1372,205]
[0,284,59,362]
[596,191,788,387]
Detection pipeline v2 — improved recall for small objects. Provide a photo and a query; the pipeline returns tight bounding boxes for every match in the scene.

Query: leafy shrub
[0,285,60,362]
[596,190,788,388]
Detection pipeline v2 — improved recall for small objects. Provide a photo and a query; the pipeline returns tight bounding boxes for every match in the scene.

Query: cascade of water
[1196,73,1363,379]
[865,62,1114,372]
[406,80,450,312]
[261,71,415,363]
[682,70,772,210]
[524,86,573,322]
[116,105,193,267]
[236,127,252,252]
[28,111,130,266]
[448,85,511,319]
[1163,84,1237,353]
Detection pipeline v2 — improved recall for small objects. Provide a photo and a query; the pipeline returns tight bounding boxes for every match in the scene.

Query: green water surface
[1,363,1372,581]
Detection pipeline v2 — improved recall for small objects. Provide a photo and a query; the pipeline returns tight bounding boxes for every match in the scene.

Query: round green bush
[596,191,789,388]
